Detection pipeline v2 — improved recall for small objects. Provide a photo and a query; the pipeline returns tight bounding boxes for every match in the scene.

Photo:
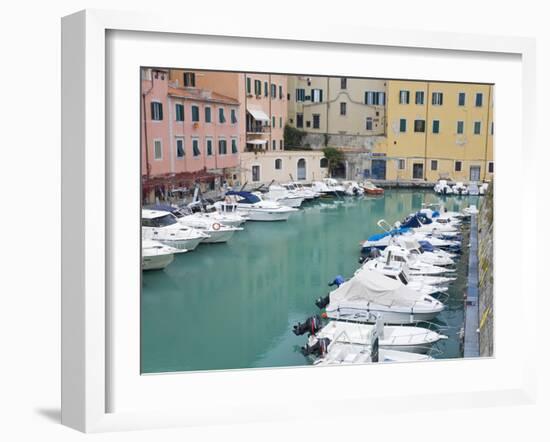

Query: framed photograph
[61,9,537,433]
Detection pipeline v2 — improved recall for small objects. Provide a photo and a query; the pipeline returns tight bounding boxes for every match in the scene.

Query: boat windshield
[142,213,178,228]
[398,272,408,285]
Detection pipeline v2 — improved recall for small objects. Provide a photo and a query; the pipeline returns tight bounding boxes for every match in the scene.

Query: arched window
[297,158,307,180]
[275,159,282,170]
[320,158,328,168]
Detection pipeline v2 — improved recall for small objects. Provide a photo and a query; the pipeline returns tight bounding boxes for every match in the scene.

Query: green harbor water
[141,189,480,373]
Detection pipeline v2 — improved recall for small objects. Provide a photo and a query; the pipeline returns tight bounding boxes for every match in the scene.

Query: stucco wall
[238,150,327,185]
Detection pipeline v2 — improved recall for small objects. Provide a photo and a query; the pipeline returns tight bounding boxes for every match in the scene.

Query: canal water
[141,189,481,374]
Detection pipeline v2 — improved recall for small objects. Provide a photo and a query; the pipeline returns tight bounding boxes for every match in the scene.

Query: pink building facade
[141,68,241,181]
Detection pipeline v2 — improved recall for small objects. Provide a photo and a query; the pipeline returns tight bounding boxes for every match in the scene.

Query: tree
[283,124,308,150]
[322,147,344,177]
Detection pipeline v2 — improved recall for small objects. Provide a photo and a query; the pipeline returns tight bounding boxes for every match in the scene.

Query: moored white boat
[141,209,209,251]
[224,191,298,221]
[141,239,185,270]
[258,185,304,208]
[294,316,446,354]
[318,269,445,324]
[311,178,346,197]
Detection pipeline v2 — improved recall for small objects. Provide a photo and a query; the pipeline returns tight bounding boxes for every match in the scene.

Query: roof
[167,87,240,106]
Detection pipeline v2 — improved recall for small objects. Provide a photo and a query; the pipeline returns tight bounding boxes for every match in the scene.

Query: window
[252,165,260,182]
[320,158,328,168]
[231,138,238,154]
[192,138,200,156]
[474,121,482,135]
[254,80,261,96]
[279,117,283,128]
[432,92,443,105]
[176,138,184,158]
[246,77,251,94]
[399,118,407,132]
[218,138,227,155]
[340,102,347,115]
[275,159,282,169]
[455,161,462,172]
[398,159,406,170]
[296,88,306,102]
[415,91,424,105]
[183,72,195,87]
[340,78,347,89]
[205,106,211,123]
[365,91,385,105]
[311,89,323,102]
[279,85,283,99]
[231,109,237,124]
[312,114,320,129]
[431,160,438,171]
[153,140,162,159]
[264,82,268,97]
[366,117,373,130]
[306,121,311,128]
[280,140,283,150]
[219,108,226,123]
[191,105,199,122]
[457,121,464,134]
[175,103,184,121]
[206,138,213,156]
[414,119,426,132]
[488,162,494,173]
[458,92,466,106]
[269,84,275,98]
[151,102,163,120]
[475,93,483,107]
[432,120,440,134]
[296,113,304,128]
[491,122,494,135]
[399,90,410,104]
[272,116,276,128]
[272,140,276,150]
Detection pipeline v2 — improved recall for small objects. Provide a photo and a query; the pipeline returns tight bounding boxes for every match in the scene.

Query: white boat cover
[329,269,424,308]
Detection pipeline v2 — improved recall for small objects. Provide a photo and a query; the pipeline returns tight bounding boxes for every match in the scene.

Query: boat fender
[328,275,345,287]
[315,294,331,310]
[212,222,221,231]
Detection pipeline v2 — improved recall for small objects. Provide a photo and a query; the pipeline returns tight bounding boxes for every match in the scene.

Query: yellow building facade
[373,80,494,183]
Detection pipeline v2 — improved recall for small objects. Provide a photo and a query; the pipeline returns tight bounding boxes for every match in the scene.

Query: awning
[247,106,270,122]
[246,139,268,145]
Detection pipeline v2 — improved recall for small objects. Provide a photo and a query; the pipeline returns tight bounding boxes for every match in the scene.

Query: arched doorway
[297,158,306,180]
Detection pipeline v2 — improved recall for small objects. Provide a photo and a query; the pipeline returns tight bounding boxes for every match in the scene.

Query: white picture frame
[61,9,538,433]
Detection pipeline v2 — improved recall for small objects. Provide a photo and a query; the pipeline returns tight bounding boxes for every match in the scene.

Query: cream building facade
[287,75,387,149]
[239,150,327,185]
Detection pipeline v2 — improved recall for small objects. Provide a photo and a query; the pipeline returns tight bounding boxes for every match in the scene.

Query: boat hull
[325,308,443,325]
[202,229,237,243]
[243,209,294,221]
[142,253,174,271]
[157,236,204,251]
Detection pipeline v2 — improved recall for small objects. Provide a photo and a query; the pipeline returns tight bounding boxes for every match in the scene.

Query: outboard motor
[292,315,322,336]
[328,275,345,287]
[315,294,330,309]
[300,337,331,357]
